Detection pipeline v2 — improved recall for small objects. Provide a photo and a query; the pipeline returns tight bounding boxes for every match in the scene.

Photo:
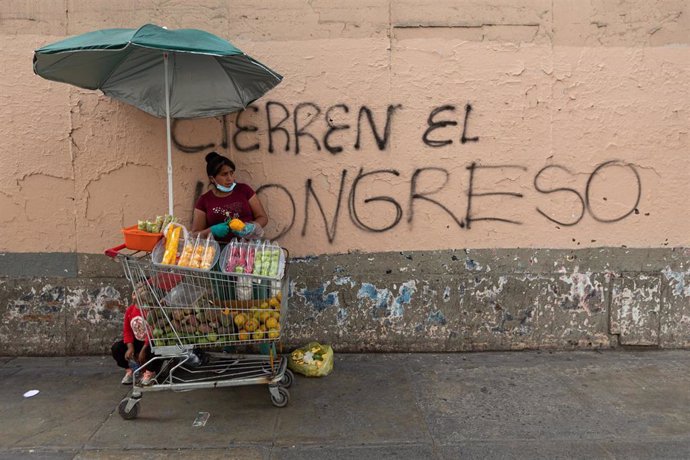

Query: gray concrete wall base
[1,248,688,355]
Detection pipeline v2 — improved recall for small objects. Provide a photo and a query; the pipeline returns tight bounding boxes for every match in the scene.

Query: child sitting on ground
[111,292,160,386]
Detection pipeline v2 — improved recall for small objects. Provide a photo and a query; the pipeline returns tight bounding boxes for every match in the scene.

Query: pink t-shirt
[195,183,255,242]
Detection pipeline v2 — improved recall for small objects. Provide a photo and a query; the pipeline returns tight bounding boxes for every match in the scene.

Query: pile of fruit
[138,214,177,234]
[225,239,283,278]
[177,235,216,270]
[231,292,283,342]
[158,224,217,270]
[145,291,283,347]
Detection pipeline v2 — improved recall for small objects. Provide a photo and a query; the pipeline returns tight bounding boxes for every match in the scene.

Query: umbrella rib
[97,44,137,88]
[214,55,248,109]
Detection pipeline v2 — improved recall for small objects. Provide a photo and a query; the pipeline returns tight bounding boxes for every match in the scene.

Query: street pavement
[0,350,689,459]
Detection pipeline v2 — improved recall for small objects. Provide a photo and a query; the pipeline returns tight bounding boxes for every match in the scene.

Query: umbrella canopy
[34,24,282,118]
[33,24,282,214]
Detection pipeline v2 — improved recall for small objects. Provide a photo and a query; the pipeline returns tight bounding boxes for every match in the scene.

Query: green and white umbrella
[34,24,282,214]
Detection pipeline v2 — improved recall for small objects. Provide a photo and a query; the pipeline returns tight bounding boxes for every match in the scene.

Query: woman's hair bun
[205,151,222,164]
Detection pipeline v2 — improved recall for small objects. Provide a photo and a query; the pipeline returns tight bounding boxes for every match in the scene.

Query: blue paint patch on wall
[391,281,416,317]
[358,281,417,319]
[358,283,392,318]
[299,283,339,312]
[662,267,689,297]
[428,310,447,325]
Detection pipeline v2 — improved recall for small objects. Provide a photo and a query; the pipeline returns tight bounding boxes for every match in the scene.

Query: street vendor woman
[192,151,268,243]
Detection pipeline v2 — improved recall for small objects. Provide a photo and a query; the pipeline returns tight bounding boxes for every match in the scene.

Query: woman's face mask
[216,182,236,193]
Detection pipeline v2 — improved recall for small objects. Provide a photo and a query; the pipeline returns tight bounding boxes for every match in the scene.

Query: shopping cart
[105,242,294,420]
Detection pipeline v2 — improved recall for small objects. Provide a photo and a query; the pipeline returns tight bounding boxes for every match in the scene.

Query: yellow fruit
[260,301,269,310]
[238,330,250,341]
[270,311,280,320]
[269,297,280,308]
[267,329,280,339]
[259,311,271,323]
[259,325,267,332]
[234,313,247,328]
[245,318,259,332]
[276,292,282,302]
[252,330,264,340]
[228,218,245,231]
[265,317,279,330]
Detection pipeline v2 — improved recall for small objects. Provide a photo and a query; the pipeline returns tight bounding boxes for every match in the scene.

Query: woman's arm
[248,195,269,228]
[191,208,211,237]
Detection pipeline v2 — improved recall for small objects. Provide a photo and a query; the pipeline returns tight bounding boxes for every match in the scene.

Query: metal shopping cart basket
[105,241,294,420]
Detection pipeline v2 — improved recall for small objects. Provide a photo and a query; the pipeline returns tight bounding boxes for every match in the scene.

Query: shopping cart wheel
[279,369,294,389]
[269,386,290,408]
[118,397,141,420]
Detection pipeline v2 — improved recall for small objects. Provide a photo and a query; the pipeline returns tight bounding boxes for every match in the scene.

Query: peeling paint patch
[298,282,339,312]
[465,259,483,271]
[474,276,508,302]
[358,283,392,316]
[358,281,417,319]
[336,307,348,326]
[428,310,447,325]
[558,269,600,312]
[662,266,690,297]
[393,281,417,317]
[334,276,355,287]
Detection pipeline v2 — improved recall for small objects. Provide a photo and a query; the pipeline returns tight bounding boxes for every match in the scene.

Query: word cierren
[172,102,478,154]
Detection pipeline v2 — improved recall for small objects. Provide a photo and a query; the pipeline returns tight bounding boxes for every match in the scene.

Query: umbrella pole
[164,52,174,216]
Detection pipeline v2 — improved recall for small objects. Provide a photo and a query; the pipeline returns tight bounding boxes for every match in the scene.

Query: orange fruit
[265,317,279,330]
[233,313,247,328]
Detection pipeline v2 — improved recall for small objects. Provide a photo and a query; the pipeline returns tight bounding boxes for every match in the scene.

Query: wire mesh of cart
[105,240,294,420]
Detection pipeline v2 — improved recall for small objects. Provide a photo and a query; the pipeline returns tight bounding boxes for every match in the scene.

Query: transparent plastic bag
[288,342,334,377]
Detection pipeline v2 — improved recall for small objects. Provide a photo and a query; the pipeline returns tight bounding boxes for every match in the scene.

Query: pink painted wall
[1,0,688,256]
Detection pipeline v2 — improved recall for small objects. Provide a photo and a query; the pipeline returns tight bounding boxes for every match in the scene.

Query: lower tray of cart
[153,352,287,387]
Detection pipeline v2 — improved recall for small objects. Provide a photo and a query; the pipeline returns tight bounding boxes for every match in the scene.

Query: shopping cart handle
[105,244,127,258]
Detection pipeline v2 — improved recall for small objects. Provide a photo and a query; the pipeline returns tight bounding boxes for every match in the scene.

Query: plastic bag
[288,342,334,377]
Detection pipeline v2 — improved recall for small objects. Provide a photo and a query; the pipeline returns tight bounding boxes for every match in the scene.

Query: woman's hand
[232,222,256,238]
[210,222,230,238]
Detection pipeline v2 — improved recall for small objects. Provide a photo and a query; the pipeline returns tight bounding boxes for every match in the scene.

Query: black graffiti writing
[170,101,406,155]
[585,160,642,223]
[294,102,322,154]
[255,183,296,240]
[461,103,479,144]
[408,167,465,228]
[233,106,259,152]
[422,105,456,148]
[301,170,348,243]
[354,105,402,151]
[534,165,585,226]
[323,104,350,155]
[266,101,291,153]
[349,168,403,232]
[422,103,479,148]
[172,116,228,153]
[534,161,641,225]
[257,160,641,243]
[465,163,526,230]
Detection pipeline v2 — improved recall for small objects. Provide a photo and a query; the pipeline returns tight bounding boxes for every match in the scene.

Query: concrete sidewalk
[0,351,689,459]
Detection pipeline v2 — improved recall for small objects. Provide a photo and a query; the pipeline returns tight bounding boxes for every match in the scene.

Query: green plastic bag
[288,342,334,377]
